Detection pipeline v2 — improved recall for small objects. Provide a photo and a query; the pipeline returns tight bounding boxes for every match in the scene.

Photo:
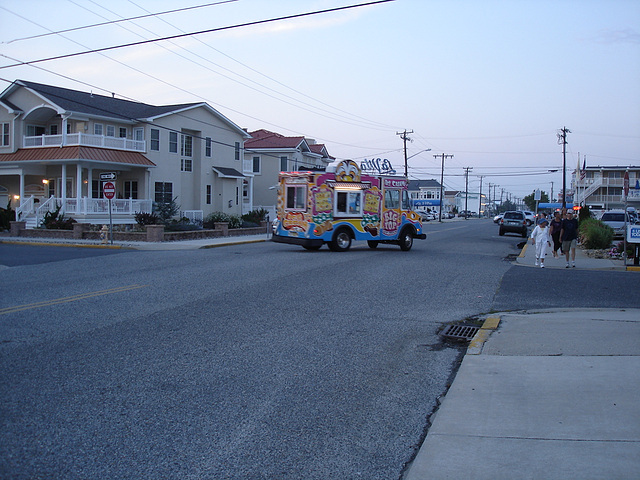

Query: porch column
[19,171,25,207]
[87,167,93,198]
[61,114,69,146]
[76,164,83,215]
[61,163,67,212]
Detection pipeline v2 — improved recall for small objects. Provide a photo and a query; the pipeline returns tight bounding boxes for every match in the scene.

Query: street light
[404,149,432,177]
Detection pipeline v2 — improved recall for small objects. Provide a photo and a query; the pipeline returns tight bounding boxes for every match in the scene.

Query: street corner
[466,314,501,355]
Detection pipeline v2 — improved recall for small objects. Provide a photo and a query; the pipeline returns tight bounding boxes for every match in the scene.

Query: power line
[0,0,395,70]
[0,1,238,44]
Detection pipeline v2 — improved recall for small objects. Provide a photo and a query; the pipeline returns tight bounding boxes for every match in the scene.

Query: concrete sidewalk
[0,233,271,250]
[404,308,640,479]
[516,238,628,271]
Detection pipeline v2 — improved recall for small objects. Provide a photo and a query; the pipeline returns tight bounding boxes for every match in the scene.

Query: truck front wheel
[399,229,414,251]
[329,229,352,252]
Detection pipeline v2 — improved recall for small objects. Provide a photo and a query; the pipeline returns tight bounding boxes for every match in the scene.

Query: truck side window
[385,189,400,209]
[286,185,306,210]
[402,190,410,210]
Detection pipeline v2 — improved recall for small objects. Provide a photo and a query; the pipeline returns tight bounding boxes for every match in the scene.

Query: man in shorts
[560,210,579,268]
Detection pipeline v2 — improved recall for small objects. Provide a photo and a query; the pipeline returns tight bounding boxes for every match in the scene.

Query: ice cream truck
[271,160,426,251]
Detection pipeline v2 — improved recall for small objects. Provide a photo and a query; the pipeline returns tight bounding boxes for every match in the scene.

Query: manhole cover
[440,324,480,341]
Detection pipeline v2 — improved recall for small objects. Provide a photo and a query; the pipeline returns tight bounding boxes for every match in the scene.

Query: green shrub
[579,218,613,249]
[0,199,15,231]
[153,197,180,225]
[242,208,269,225]
[41,204,76,230]
[135,211,160,226]
[203,212,242,229]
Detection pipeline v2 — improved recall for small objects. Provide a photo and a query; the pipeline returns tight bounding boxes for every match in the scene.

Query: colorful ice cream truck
[271,160,426,251]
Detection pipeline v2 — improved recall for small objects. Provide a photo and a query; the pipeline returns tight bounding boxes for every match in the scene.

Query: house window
[1,123,9,146]
[181,158,193,172]
[206,185,212,204]
[94,123,104,136]
[285,185,306,210]
[252,156,260,174]
[205,137,212,157]
[150,129,160,151]
[134,128,144,141]
[124,181,138,199]
[119,127,127,138]
[155,182,172,203]
[280,156,288,172]
[181,134,193,157]
[335,190,362,216]
[235,142,240,161]
[50,124,58,135]
[106,125,115,137]
[169,132,178,153]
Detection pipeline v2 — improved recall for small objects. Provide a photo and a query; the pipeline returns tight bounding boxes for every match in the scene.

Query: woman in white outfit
[530,218,551,268]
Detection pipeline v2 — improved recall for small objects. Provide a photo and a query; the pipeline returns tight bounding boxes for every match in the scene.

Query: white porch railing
[15,195,35,220]
[29,196,152,227]
[23,133,145,152]
[180,210,203,223]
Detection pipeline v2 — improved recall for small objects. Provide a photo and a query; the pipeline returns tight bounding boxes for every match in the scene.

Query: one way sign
[100,172,117,180]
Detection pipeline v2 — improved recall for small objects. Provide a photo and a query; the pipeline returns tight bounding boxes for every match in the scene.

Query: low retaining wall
[8,221,268,242]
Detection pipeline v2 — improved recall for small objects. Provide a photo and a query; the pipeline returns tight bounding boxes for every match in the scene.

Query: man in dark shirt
[560,210,579,268]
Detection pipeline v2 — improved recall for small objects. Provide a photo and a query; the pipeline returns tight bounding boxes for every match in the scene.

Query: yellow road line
[0,284,149,315]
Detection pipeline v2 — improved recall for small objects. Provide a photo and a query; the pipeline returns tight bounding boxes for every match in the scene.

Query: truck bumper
[416,233,426,239]
[271,234,324,248]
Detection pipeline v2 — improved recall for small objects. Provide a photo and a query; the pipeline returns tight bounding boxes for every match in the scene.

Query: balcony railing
[24,133,146,152]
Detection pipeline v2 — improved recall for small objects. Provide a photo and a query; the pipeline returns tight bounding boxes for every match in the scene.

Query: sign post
[623,171,629,265]
[103,181,116,245]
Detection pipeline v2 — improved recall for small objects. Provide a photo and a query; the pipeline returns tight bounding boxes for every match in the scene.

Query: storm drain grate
[440,324,480,341]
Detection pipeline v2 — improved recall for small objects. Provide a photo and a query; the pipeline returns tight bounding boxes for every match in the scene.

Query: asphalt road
[1,220,636,479]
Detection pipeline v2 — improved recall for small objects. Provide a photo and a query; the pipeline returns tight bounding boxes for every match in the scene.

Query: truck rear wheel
[329,229,352,252]
[399,229,414,251]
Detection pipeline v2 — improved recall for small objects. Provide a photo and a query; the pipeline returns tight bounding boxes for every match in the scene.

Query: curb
[198,238,268,249]
[467,315,501,355]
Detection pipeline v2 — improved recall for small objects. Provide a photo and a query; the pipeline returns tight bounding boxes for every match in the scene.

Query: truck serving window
[335,191,362,216]
[286,185,306,210]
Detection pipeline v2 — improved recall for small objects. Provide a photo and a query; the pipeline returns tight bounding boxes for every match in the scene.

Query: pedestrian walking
[531,218,552,268]
[549,211,563,258]
[560,210,579,268]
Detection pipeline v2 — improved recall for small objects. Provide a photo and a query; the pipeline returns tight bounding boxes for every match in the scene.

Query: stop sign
[103,181,116,200]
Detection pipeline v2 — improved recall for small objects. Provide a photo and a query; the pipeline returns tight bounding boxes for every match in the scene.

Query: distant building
[408,179,442,212]
[573,165,640,211]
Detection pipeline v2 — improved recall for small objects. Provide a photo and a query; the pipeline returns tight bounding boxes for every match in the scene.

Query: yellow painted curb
[627,266,640,272]
[467,315,501,355]
[519,243,528,258]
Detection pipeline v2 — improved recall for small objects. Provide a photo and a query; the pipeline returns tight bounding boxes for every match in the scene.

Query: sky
[1,0,639,202]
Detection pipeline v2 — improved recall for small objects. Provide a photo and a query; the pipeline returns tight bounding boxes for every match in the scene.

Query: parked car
[499,211,528,237]
[493,213,504,223]
[600,210,633,238]
[519,210,536,226]
[419,211,436,221]
[459,210,475,218]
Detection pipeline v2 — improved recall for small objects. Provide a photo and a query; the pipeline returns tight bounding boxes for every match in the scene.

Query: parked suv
[499,211,528,237]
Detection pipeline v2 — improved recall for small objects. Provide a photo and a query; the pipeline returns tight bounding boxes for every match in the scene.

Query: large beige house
[0,80,251,227]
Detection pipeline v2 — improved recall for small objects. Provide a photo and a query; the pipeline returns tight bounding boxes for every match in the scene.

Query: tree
[523,190,549,211]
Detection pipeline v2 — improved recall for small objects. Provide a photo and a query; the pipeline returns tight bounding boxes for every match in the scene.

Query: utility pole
[464,167,473,219]
[397,130,413,178]
[434,153,453,222]
[478,175,484,217]
[550,181,554,203]
[557,126,571,209]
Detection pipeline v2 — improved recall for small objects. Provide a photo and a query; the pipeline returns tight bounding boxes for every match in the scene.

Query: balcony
[23,133,146,152]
